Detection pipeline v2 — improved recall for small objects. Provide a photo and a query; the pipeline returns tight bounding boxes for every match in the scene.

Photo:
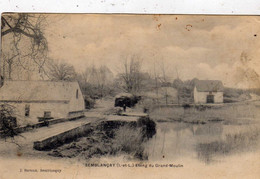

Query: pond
[144,121,260,164]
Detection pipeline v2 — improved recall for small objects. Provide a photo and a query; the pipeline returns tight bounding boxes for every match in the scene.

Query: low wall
[34,116,156,152]
[0,115,85,137]
[33,123,92,151]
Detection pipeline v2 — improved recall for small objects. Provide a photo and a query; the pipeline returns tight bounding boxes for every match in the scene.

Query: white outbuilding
[0,80,85,125]
[193,80,224,104]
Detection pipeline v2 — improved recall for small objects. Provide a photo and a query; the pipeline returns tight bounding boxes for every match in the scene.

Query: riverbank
[48,116,156,161]
[149,101,260,125]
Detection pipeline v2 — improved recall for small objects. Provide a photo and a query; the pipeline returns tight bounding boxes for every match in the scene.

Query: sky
[3,14,260,88]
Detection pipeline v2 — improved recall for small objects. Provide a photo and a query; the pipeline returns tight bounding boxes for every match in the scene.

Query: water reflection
[145,121,259,164]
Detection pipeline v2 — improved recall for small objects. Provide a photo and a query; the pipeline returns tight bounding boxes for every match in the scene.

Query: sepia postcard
[0,13,260,178]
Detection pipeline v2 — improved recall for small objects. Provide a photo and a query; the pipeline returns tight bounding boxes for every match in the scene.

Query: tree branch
[2,27,37,39]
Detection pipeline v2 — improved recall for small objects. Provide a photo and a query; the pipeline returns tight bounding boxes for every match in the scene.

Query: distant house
[193,80,224,104]
[0,81,85,125]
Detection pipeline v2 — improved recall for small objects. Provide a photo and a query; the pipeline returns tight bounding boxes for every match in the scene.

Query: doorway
[206,95,214,103]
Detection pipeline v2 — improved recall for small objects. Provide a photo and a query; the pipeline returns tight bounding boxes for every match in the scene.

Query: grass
[111,117,156,160]
[149,103,260,124]
[48,118,156,161]
[111,125,146,159]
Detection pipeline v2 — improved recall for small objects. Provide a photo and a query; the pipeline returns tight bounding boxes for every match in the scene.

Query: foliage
[223,87,251,102]
[137,116,156,139]
[0,104,17,137]
[172,78,198,104]
[112,124,147,159]
[49,119,156,160]
[83,95,95,109]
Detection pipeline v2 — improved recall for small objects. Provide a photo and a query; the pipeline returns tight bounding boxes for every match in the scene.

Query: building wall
[0,102,69,126]
[0,83,85,126]
[194,87,223,104]
[68,86,85,112]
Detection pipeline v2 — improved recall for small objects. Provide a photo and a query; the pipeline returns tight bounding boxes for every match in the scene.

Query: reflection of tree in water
[170,122,190,132]
[148,121,259,164]
[170,122,224,162]
[165,123,197,157]
[194,124,224,163]
[194,123,223,136]
[160,123,170,158]
[196,124,260,164]
[149,122,226,161]
[170,123,192,155]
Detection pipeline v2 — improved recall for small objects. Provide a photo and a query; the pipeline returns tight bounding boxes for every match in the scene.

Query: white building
[193,80,224,104]
[0,80,85,125]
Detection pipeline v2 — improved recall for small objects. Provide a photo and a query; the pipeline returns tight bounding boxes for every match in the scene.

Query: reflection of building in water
[194,80,224,104]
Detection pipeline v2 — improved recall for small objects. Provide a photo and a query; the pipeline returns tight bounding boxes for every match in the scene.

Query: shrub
[84,96,95,109]
[0,104,18,138]
[111,124,147,159]
[137,116,156,139]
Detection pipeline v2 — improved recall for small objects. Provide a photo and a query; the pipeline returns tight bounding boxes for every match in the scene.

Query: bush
[0,104,18,138]
[112,124,147,159]
[137,116,156,139]
[84,96,95,109]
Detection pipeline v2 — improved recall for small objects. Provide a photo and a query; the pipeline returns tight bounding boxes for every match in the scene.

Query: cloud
[40,15,260,88]
[193,61,260,88]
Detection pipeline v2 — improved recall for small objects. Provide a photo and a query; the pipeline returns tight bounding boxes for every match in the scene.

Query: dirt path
[84,99,145,120]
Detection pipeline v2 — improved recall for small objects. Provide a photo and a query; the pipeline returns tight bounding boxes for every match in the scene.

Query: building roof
[194,80,224,92]
[0,80,80,102]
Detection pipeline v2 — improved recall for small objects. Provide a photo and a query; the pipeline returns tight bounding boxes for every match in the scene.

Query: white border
[0,0,260,15]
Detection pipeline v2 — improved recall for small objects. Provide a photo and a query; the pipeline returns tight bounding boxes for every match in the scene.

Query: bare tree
[47,60,76,81]
[159,61,170,104]
[77,65,114,98]
[120,55,144,94]
[95,65,114,97]
[1,13,48,81]
[151,62,160,104]
[2,52,18,80]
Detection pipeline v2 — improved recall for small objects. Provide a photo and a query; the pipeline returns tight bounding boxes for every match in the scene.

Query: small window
[76,89,79,99]
[44,111,51,118]
[25,104,30,117]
